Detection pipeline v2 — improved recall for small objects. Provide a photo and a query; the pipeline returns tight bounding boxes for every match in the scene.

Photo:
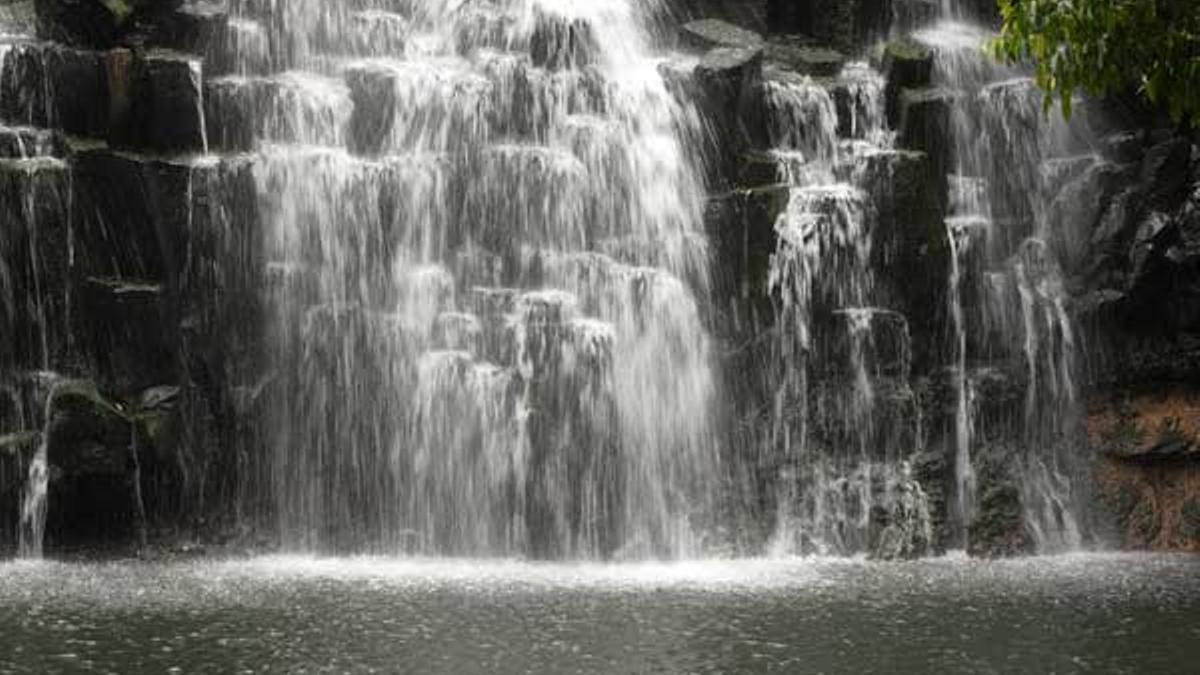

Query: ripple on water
[0,554,1197,674]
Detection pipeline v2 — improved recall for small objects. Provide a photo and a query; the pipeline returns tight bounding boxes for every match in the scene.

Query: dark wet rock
[34,0,197,49]
[1047,160,1131,275]
[1124,199,1200,331]
[679,18,763,53]
[147,0,230,75]
[969,478,1035,558]
[852,149,947,368]
[0,41,108,137]
[104,47,135,143]
[735,150,785,188]
[1072,289,1127,332]
[79,278,174,397]
[893,0,939,33]
[764,39,843,77]
[35,379,149,550]
[898,87,957,181]
[72,147,194,282]
[766,0,855,53]
[43,44,109,136]
[867,471,935,561]
[33,0,129,48]
[1099,131,1145,164]
[911,446,949,551]
[0,156,73,372]
[883,41,932,127]
[1086,187,1145,287]
[706,184,789,322]
[124,49,206,153]
[695,46,763,189]
[345,62,398,157]
[1138,137,1192,207]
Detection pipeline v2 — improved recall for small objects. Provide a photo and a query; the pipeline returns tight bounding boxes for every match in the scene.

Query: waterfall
[917,10,1091,551]
[237,0,718,557]
[0,0,1124,560]
[17,407,46,558]
[761,64,932,558]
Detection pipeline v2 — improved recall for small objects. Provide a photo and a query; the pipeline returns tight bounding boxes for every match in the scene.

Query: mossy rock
[1182,500,1200,542]
[969,482,1035,557]
[1127,500,1160,544]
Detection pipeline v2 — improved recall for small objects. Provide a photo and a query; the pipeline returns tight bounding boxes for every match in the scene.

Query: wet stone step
[345,56,492,155]
[218,17,272,76]
[0,39,107,137]
[432,312,483,353]
[205,71,352,151]
[72,148,258,286]
[898,86,959,180]
[827,307,912,379]
[0,125,64,158]
[100,48,209,154]
[464,144,588,252]
[78,278,175,396]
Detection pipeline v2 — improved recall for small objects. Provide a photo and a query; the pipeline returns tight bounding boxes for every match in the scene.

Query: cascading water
[760,62,933,558]
[917,6,1093,551]
[242,0,719,557]
[0,0,1129,561]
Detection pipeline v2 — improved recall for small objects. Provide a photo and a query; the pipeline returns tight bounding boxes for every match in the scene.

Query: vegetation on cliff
[990,0,1200,126]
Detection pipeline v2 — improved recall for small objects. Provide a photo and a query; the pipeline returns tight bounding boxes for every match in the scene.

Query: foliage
[990,0,1200,127]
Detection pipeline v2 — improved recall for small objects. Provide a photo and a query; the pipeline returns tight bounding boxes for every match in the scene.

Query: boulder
[679,18,763,52]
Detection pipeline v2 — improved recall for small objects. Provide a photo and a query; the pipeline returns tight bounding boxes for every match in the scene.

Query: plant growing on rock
[990,0,1200,127]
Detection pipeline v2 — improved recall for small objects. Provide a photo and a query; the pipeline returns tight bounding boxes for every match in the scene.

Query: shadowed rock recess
[0,0,1196,559]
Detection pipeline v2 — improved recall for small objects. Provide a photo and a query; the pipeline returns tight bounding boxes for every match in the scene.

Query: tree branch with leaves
[989,0,1199,127]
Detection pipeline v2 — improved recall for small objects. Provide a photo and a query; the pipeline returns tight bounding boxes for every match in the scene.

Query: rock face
[1091,388,1200,551]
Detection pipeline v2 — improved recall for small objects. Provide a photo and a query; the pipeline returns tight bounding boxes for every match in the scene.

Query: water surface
[1,553,1197,673]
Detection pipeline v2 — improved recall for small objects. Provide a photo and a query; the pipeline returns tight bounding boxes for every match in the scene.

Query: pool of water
[0,553,1197,673]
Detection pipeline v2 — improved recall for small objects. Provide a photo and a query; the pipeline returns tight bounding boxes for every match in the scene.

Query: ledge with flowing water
[0,0,1198,561]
